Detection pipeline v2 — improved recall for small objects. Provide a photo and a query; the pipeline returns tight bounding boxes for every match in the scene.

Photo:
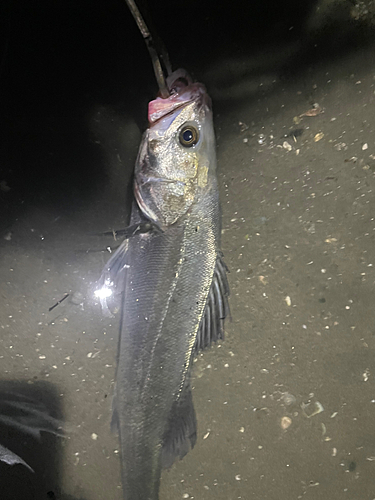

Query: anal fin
[161,378,197,469]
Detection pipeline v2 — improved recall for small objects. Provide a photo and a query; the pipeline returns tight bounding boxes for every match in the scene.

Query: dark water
[1,0,375,498]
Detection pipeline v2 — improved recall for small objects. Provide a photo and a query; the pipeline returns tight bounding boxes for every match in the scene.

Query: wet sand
[1,1,375,499]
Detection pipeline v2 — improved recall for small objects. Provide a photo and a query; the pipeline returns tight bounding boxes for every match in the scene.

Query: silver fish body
[100,70,229,499]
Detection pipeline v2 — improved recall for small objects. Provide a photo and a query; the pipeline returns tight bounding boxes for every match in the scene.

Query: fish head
[134,69,216,228]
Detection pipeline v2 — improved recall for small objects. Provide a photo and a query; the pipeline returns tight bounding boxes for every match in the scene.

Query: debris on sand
[280,416,292,429]
[300,103,324,117]
[301,401,324,418]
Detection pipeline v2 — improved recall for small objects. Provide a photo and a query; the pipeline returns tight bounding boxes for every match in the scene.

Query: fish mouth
[148,69,210,124]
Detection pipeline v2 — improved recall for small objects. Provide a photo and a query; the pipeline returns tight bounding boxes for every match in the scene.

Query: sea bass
[0,390,64,472]
[99,69,229,499]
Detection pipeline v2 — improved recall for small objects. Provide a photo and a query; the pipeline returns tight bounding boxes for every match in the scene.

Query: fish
[0,390,65,472]
[0,443,34,472]
[98,68,229,499]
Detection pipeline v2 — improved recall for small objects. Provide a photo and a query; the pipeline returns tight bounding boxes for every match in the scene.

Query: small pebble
[258,134,266,145]
[281,416,292,429]
[70,291,84,305]
[281,392,296,405]
[91,433,98,440]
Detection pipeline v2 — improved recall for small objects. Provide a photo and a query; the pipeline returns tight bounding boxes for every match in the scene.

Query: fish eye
[179,125,199,148]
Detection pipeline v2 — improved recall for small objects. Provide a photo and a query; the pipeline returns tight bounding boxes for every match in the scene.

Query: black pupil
[183,129,193,143]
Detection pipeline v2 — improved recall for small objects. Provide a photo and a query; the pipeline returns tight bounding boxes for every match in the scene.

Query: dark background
[1,0,370,224]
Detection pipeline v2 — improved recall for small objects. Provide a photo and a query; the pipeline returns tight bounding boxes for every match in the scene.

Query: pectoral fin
[101,221,162,240]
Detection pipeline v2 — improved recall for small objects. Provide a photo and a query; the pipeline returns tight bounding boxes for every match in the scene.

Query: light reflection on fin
[0,444,34,472]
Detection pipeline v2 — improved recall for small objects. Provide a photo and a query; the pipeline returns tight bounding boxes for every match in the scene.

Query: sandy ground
[2,1,375,499]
